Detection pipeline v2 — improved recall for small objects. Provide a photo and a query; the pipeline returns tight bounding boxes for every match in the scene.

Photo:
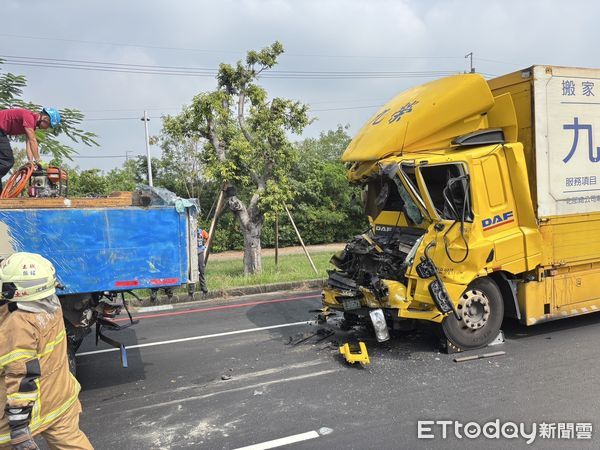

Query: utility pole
[125,150,132,162]
[465,52,475,73]
[141,110,153,186]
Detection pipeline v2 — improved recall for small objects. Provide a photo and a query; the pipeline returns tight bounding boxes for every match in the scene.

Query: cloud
[2,0,598,170]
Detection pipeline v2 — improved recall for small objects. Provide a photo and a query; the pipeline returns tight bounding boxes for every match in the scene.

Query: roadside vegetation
[205,251,334,291]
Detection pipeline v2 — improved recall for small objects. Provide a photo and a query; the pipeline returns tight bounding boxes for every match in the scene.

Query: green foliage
[68,169,109,197]
[63,159,140,197]
[160,42,311,216]
[209,125,368,251]
[0,60,98,160]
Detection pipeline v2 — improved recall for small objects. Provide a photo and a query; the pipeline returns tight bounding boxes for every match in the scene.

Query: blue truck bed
[0,205,197,295]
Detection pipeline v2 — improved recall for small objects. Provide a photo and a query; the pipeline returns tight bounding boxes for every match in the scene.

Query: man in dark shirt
[0,107,61,192]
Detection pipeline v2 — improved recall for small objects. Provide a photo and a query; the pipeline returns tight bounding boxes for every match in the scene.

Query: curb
[131,279,326,307]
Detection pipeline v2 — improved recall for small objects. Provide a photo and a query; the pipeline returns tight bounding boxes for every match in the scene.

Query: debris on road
[221,374,232,381]
[339,341,370,366]
[286,328,334,346]
[453,351,506,363]
[318,427,333,436]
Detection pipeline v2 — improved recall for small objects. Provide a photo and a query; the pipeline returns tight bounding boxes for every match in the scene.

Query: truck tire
[441,277,504,351]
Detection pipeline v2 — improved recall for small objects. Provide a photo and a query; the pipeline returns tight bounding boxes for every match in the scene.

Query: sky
[1,0,598,171]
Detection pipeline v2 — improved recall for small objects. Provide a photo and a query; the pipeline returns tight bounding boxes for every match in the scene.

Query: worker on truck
[0,108,61,193]
[0,252,92,450]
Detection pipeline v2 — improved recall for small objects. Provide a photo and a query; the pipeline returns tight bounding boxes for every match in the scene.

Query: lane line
[136,304,174,313]
[77,321,312,356]
[233,431,320,450]
[120,369,340,414]
[171,360,328,395]
[116,293,321,322]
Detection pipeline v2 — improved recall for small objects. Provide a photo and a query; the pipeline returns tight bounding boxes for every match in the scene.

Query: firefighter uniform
[0,252,92,450]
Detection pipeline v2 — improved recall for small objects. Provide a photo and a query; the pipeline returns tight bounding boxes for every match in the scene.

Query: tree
[160,42,310,275]
[0,60,97,160]
[68,169,108,197]
[152,134,205,200]
[104,159,141,192]
[287,125,366,243]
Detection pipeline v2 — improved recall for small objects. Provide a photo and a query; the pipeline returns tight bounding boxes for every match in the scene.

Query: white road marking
[76,321,312,357]
[135,304,174,313]
[171,360,329,395]
[233,430,321,450]
[122,369,340,413]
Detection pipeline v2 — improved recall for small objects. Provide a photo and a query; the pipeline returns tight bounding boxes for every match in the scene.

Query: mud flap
[95,310,139,368]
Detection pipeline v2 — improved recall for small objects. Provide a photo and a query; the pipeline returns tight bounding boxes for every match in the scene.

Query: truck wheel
[441,277,504,351]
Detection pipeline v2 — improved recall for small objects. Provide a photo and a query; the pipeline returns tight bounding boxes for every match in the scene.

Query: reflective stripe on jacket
[0,302,81,444]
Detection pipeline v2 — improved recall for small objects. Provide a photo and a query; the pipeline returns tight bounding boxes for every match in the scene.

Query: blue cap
[42,107,61,128]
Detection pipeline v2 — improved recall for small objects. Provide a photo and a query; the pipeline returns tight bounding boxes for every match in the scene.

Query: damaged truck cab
[325,66,600,350]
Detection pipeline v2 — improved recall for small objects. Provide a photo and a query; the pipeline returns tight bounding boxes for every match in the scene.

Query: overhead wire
[80,103,385,121]
[0,54,461,79]
[0,32,467,61]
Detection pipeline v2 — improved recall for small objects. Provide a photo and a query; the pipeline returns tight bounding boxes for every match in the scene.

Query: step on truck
[323,65,600,351]
[0,187,199,371]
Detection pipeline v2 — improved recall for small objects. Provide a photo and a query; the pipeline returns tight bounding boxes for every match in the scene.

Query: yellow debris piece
[339,342,370,365]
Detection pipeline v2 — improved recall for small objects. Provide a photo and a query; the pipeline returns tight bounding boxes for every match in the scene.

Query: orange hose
[0,163,35,199]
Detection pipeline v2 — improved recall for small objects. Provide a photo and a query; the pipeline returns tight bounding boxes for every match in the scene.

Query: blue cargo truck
[0,189,198,372]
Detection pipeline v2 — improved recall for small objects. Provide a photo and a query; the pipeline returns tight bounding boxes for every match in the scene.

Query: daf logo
[482,211,514,231]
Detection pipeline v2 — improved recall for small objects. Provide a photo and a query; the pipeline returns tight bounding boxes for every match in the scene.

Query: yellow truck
[323,65,600,351]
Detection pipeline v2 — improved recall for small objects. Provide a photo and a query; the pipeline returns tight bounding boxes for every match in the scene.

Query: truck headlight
[369,308,390,342]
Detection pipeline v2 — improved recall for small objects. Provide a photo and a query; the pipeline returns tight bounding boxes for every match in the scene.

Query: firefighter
[0,252,92,450]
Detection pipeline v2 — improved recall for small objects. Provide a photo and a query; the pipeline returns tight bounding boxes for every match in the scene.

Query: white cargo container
[492,65,600,217]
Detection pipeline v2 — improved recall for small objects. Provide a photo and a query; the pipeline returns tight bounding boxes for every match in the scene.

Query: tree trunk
[226,190,264,276]
[242,221,262,276]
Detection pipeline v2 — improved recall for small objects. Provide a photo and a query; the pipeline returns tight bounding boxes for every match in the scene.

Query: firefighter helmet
[0,252,57,302]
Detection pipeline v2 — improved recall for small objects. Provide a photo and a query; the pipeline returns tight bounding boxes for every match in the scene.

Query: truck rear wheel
[441,277,504,351]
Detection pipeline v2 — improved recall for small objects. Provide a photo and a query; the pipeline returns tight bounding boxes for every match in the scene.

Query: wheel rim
[457,289,490,331]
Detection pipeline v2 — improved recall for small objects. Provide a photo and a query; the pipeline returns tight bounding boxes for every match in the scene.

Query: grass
[205,251,334,291]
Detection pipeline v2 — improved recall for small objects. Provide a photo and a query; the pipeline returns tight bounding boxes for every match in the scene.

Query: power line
[72,154,130,158]
[475,57,521,67]
[311,104,381,112]
[78,98,388,113]
[0,54,460,79]
[82,116,162,121]
[0,32,465,60]
[80,103,384,121]
[79,107,180,113]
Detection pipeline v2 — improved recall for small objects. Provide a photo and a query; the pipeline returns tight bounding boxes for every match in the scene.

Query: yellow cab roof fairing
[342,73,517,163]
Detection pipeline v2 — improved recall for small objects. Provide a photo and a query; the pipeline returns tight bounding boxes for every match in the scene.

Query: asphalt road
[71,289,600,450]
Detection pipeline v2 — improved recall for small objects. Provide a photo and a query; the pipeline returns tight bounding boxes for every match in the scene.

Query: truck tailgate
[0,207,192,294]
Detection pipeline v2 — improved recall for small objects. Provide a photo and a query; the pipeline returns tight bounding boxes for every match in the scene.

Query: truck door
[476,152,524,267]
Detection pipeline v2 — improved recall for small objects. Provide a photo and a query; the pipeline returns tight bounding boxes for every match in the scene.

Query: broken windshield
[362,165,424,225]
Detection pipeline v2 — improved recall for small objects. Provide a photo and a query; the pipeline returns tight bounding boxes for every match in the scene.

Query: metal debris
[339,341,370,366]
[453,351,506,363]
